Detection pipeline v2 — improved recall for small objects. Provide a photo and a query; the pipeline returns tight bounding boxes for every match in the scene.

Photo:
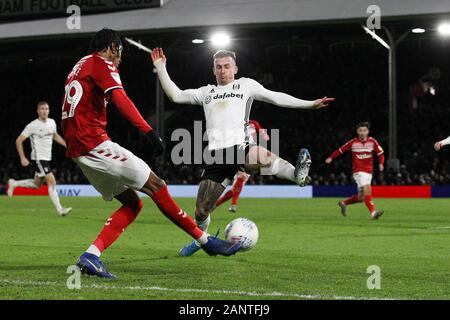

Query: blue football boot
[76,252,116,279]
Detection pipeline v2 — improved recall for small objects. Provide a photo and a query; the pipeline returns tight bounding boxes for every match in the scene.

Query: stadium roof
[1,0,450,40]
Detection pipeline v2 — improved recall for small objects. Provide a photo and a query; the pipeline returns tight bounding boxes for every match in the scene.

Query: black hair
[89,28,122,53]
[356,121,370,130]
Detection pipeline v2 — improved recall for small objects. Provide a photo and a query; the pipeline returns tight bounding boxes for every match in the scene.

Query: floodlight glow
[412,28,425,34]
[438,23,450,35]
[211,32,231,47]
[192,39,204,44]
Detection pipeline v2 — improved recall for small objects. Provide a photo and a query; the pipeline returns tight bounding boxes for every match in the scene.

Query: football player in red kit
[325,122,385,220]
[215,120,270,212]
[61,29,240,278]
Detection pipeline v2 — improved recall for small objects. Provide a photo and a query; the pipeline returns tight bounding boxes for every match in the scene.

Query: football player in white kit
[151,48,334,256]
[7,101,72,216]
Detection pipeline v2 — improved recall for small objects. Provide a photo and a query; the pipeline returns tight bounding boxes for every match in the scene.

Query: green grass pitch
[0,196,449,300]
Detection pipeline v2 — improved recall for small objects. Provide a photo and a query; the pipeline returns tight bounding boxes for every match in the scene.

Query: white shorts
[73,140,151,201]
[352,172,372,189]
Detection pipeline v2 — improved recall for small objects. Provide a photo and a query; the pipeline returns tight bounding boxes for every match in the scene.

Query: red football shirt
[330,137,385,174]
[61,54,123,158]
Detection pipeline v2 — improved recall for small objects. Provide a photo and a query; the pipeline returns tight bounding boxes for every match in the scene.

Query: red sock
[231,177,245,205]
[343,194,360,206]
[151,186,203,239]
[364,195,376,214]
[216,190,233,207]
[93,199,143,253]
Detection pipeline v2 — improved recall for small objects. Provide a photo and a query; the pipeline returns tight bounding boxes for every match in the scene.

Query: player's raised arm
[249,78,334,109]
[151,48,203,105]
[434,136,450,151]
[325,141,352,164]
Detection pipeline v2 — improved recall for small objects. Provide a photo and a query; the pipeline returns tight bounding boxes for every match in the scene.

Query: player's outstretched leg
[179,179,225,257]
[248,146,311,187]
[7,178,39,197]
[338,194,361,217]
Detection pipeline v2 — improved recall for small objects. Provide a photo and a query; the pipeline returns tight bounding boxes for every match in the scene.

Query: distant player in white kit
[7,101,72,216]
[151,48,334,256]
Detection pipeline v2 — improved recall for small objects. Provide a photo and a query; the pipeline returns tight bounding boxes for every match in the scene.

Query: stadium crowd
[1,32,450,192]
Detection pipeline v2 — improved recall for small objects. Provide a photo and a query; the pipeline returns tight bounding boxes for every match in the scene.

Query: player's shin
[215,190,233,207]
[231,177,245,205]
[48,184,63,211]
[87,200,143,257]
[151,186,208,244]
[343,194,360,205]
[195,214,211,232]
[364,195,376,214]
[268,158,296,182]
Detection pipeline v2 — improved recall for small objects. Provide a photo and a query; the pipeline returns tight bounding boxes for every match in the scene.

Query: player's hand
[20,158,30,167]
[434,141,444,151]
[151,47,167,65]
[325,157,332,164]
[379,164,384,172]
[146,129,165,157]
[313,97,334,109]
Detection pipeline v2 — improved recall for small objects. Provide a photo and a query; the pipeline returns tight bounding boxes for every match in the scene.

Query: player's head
[36,101,49,120]
[213,50,238,86]
[89,28,123,67]
[356,122,370,140]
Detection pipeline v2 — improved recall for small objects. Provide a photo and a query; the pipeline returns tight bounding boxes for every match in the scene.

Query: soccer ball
[224,218,259,251]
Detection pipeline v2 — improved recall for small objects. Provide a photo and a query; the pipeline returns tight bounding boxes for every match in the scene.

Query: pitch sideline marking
[0,279,397,300]
[409,226,450,231]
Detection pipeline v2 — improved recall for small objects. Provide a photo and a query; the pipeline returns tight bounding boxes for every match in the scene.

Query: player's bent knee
[144,172,167,193]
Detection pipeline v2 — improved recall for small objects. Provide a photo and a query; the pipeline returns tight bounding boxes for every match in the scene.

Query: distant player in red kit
[325,122,385,220]
[61,29,240,278]
[215,120,270,212]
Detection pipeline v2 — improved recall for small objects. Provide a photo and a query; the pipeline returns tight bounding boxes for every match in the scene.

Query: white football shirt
[188,78,257,150]
[187,78,315,150]
[21,118,57,161]
[154,60,316,151]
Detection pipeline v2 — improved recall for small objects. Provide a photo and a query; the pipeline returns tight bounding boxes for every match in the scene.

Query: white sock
[196,232,209,245]
[269,158,295,182]
[14,179,39,189]
[48,185,63,211]
[86,244,101,257]
[196,215,211,232]
[194,216,211,246]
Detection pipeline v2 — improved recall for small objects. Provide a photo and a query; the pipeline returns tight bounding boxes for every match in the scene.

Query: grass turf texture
[0,196,449,300]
